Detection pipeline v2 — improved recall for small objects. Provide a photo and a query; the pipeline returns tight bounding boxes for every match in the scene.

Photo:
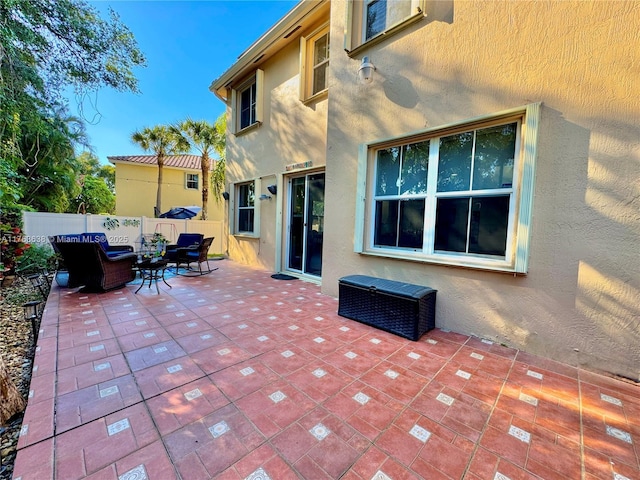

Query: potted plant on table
[140,233,167,262]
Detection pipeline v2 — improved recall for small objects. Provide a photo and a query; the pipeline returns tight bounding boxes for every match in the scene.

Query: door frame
[276,167,326,282]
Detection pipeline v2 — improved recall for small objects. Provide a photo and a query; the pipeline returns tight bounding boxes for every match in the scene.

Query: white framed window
[235,181,255,234]
[185,173,199,190]
[300,25,330,101]
[345,0,425,54]
[230,70,264,134]
[354,103,541,273]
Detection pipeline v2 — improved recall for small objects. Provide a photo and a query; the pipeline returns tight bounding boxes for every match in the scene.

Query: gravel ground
[0,275,44,480]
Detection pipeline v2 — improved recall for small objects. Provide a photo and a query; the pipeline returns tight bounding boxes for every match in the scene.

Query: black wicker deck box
[338,275,436,341]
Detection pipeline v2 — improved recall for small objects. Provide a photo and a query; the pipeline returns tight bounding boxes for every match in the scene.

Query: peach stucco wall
[322,0,640,380]
[224,27,329,271]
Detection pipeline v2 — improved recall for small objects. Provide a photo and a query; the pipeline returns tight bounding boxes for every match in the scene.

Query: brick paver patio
[12,261,640,479]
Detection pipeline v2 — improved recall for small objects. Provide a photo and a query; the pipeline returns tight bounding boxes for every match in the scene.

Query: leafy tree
[98,164,116,193]
[0,0,146,211]
[0,157,22,205]
[18,112,87,212]
[175,114,226,219]
[77,151,115,192]
[74,175,115,214]
[69,152,116,214]
[0,0,144,420]
[77,151,102,174]
[131,126,189,217]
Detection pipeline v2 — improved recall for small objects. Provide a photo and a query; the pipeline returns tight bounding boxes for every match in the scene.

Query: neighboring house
[210,1,640,381]
[108,154,224,221]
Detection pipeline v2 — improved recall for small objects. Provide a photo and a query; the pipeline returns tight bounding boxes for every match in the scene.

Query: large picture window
[356,104,541,273]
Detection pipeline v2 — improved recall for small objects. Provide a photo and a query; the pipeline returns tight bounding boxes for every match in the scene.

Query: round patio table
[135,258,171,294]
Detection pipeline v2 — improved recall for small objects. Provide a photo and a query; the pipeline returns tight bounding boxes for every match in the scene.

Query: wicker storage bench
[338,275,436,341]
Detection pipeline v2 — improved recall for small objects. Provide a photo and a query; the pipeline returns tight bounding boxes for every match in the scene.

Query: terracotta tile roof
[107,154,202,170]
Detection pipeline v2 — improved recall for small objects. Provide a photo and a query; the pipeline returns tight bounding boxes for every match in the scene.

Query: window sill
[234,121,262,137]
[346,11,426,58]
[302,89,328,105]
[233,233,259,240]
[359,249,523,274]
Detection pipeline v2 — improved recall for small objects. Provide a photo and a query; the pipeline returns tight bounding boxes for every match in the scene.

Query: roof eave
[209,0,328,102]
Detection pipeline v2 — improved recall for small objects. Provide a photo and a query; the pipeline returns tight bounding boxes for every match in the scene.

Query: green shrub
[15,244,55,275]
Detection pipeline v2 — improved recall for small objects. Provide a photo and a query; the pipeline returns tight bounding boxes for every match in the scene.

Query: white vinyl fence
[22,212,225,254]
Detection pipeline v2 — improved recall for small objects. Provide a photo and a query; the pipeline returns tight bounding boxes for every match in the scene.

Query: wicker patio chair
[53,241,137,292]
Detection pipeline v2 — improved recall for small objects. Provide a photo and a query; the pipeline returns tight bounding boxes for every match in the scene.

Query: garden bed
[0,277,40,479]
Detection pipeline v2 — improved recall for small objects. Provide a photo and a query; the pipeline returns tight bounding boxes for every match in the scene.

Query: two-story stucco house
[108,154,224,221]
[210,0,640,381]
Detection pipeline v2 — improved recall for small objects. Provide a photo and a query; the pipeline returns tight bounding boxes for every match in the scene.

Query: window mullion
[397,144,404,196]
[395,201,402,247]
[464,197,472,254]
[396,145,405,246]
[423,139,439,254]
[469,130,477,190]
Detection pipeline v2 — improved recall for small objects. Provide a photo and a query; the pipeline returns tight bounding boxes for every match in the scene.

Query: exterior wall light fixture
[222,192,230,201]
[267,184,277,195]
[358,56,376,84]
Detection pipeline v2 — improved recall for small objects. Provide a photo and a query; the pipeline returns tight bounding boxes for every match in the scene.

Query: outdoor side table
[135,259,171,294]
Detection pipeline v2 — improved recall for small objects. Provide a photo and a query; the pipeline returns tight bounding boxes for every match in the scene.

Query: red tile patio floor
[13,261,640,479]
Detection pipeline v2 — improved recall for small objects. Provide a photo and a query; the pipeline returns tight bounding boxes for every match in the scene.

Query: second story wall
[223,14,330,269]
[225,21,329,182]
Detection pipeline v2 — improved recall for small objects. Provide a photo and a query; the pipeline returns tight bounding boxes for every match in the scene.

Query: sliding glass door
[287,172,325,277]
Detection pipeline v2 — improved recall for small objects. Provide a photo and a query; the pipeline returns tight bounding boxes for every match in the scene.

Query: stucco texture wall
[324,0,640,380]
[115,163,224,222]
[226,31,328,270]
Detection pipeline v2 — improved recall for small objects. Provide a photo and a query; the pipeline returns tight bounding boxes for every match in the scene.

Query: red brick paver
[13,261,640,479]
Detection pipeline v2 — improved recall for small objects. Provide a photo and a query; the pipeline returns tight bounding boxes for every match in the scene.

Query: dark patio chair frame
[173,237,217,276]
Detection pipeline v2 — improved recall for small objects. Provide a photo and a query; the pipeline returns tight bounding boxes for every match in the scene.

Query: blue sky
[74,1,298,164]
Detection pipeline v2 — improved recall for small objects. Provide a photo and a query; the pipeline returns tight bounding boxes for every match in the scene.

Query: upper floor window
[312,32,329,95]
[300,25,330,101]
[355,104,541,273]
[231,70,264,134]
[240,82,256,129]
[185,173,199,190]
[235,181,255,234]
[345,0,425,54]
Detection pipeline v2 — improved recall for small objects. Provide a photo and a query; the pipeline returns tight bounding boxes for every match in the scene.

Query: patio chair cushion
[165,233,204,261]
[83,232,134,257]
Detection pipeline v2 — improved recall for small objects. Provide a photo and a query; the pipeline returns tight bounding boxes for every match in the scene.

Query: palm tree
[175,114,226,220]
[131,125,189,217]
[210,114,227,206]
